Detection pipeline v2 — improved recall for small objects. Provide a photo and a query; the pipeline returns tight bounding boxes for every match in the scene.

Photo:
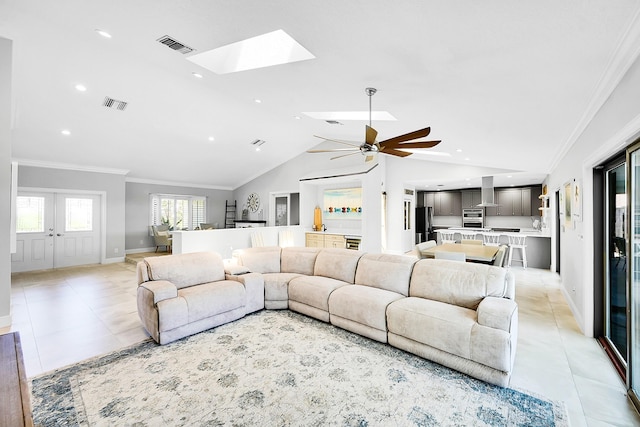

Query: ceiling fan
[307,87,441,162]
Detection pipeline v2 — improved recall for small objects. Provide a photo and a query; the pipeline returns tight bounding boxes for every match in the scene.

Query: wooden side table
[0,332,34,427]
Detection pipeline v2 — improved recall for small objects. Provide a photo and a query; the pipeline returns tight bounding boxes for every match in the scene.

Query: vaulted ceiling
[2,0,639,190]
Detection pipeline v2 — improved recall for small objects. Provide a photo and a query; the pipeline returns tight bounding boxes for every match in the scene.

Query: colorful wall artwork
[323,187,362,220]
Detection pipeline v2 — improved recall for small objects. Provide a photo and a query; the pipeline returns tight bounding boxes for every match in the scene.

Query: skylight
[302,111,397,121]
[186,29,315,74]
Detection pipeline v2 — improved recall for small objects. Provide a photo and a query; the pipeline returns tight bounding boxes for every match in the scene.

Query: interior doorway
[11,190,102,272]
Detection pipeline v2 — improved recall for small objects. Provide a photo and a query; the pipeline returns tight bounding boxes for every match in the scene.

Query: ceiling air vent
[102,97,128,111]
[157,35,195,54]
[325,120,343,125]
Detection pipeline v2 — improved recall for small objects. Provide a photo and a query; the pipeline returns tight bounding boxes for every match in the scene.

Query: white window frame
[149,193,207,231]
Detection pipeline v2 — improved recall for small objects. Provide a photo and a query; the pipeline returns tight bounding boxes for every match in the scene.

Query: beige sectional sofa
[137,246,517,386]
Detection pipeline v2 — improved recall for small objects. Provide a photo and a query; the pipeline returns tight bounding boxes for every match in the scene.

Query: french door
[628,142,640,408]
[11,191,101,272]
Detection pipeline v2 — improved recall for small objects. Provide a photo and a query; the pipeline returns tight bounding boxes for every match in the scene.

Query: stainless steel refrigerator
[415,206,434,243]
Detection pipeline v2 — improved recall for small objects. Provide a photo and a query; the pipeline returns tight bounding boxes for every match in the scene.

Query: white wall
[546,50,640,336]
[0,37,12,327]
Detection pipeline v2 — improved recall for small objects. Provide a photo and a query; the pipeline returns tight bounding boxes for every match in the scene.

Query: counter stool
[481,232,502,247]
[437,230,457,244]
[460,230,477,240]
[507,234,527,268]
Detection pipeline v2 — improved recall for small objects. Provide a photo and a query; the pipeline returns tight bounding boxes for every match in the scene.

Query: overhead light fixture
[192,72,203,78]
[208,136,215,142]
[75,84,87,92]
[95,29,112,39]
[187,29,315,74]
[294,116,301,120]
[302,111,396,121]
[254,99,262,104]
[61,129,71,136]
[456,148,462,153]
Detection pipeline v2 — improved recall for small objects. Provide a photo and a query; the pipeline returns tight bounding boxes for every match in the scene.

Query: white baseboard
[125,247,156,254]
[103,257,126,264]
[0,313,11,328]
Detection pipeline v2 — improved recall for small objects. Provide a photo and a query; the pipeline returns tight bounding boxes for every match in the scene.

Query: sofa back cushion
[409,259,508,310]
[355,253,417,296]
[281,247,320,275]
[236,247,282,273]
[314,249,364,283]
[144,252,225,289]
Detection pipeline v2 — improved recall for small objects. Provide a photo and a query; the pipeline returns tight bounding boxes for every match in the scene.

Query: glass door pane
[275,196,288,226]
[606,163,627,364]
[630,148,640,399]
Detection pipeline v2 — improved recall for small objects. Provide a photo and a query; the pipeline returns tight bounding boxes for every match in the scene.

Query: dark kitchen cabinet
[461,189,482,209]
[434,191,461,216]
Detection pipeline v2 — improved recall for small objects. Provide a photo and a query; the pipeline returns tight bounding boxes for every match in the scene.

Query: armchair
[151,225,172,253]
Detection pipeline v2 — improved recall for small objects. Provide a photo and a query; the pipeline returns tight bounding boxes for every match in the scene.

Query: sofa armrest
[138,280,178,304]
[226,272,265,313]
[504,270,516,299]
[477,297,517,333]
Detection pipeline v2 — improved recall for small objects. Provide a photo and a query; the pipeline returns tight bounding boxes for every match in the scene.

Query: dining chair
[481,232,502,247]
[492,245,508,267]
[251,231,265,248]
[435,252,466,262]
[461,239,483,245]
[279,229,295,248]
[460,230,477,240]
[415,240,437,259]
[200,223,215,230]
[151,225,172,253]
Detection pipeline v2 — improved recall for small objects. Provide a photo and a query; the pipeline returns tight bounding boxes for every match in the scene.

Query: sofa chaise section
[328,253,417,343]
[137,252,264,344]
[288,248,364,322]
[386,259,518,387]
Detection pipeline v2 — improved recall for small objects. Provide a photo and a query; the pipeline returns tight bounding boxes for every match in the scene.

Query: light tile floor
[2,259,639,426]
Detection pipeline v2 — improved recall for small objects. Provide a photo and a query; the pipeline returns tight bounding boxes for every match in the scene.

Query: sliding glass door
[605,162,628,369]
[628,143,640,406]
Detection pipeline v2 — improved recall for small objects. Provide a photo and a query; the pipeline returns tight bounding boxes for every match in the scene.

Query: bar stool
[437,229,457,244]
[460,230,477,240]
[507,234,527,268]
[481,232,502,247]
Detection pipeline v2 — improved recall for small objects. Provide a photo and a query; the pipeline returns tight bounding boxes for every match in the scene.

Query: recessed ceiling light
[507,175,513,178]
[192,72,203,78]
[61,129,71,136]
[456,148,462,153]
[294,116,301,120]
[187,29,315,74]
[95,29,112,39]
[254,99,262,104]
[464,157,470,161]
[465,178,470,181]
[302,111,396,121]
[208,136,215,142]
[255,147,261,152]
[75,84,87,92]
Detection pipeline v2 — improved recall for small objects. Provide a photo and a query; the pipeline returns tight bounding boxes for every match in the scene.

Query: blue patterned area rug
[31,310,568,426]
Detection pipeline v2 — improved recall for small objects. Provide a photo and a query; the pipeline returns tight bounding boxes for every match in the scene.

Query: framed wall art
[323,187,362,220]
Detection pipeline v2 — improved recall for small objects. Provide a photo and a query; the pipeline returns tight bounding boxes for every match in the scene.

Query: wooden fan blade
[307,148,360,153]
[380,147,413,157]
[331,152,362,160]
[365,125,378,146]
[364,153,377,163]
[383,140,441,150]
[313,135,361,147]
[378,127,431,145]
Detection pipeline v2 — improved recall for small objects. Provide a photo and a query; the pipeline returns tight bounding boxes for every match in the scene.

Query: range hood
[477,176,499,207]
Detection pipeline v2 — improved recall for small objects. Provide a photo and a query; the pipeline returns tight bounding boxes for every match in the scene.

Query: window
[150,194,207,230]
[65,198,93,231]
[16,196,45,233]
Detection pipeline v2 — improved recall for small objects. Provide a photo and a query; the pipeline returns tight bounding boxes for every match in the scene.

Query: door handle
[57,233,64,237]
[48,233,54,237]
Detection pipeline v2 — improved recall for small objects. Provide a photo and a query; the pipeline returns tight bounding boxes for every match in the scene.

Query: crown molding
[13,158,130,175]
[550,6,640,171]
[125,177,233,191]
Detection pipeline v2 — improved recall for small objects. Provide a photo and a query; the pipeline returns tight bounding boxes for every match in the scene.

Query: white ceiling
[2,0,639,190]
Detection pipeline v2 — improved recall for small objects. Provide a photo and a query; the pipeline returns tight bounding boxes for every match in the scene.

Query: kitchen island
[443,227,551,269]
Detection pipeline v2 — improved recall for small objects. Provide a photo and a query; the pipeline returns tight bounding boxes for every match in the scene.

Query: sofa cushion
[145,252,225,289]
[329,285,404,331]
[354,253,416,296]
[409,259,508,310]
[386,297,476,359]
[281,247,320,275]
[235,246,282,273]
[289,275,350,312]
[178,280,246,323]
[313,249,364,283]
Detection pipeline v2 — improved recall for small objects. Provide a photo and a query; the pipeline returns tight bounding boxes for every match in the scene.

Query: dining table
[421,243,500,263]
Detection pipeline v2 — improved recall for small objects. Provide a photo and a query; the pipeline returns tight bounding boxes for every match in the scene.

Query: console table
[0,332,33,426]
